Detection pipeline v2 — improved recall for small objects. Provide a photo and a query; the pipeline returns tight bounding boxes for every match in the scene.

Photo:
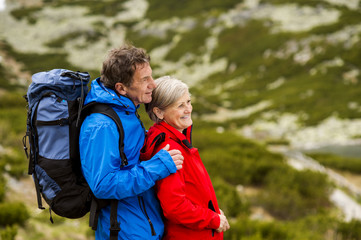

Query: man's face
[123,62,156,106]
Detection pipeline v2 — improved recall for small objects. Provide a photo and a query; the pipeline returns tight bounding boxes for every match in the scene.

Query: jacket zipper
[135,109,146,135]
[138,196,156,236]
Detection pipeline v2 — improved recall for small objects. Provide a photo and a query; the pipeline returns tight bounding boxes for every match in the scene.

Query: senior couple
[79,44,230,240]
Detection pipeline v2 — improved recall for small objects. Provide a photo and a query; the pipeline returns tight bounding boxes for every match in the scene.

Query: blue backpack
[23,69,125,239]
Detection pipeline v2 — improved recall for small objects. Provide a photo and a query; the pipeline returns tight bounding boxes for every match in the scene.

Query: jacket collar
[157,121,193,148]
[85,78,139,113]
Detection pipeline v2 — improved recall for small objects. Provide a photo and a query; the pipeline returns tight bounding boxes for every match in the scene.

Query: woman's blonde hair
[146,76,189,123]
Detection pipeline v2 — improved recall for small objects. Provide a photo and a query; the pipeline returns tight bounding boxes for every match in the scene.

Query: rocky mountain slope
[1,0,361,150]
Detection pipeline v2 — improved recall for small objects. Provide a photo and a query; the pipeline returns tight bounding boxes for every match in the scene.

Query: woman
[140,76,230,239]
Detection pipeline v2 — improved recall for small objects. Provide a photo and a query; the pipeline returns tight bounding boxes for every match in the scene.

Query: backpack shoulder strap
[81,102,128,167]
[82,102,123,239]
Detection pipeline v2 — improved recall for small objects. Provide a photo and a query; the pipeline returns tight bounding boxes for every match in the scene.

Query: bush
[1,152,28,179]
[259,169,332,220]
[0,225,18,240]
[125,29,174,54]
[194,128,285,186]
[0,202,30,227]
[225,216,291,240]
[1,42,79,75]
[146,0,239,20]
[10,6,40,24]
[0,176,5,203]
[307,153,361,174]
[336,220,361,240]
[226,211,341,240]
[212,177,249,218]
[165,22,210,62]
[0,64,19,91]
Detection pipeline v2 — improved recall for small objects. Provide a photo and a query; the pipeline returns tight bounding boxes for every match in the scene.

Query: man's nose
[150,77,157,89]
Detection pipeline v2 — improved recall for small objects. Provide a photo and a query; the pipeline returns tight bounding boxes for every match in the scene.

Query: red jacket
[140,122,223,240]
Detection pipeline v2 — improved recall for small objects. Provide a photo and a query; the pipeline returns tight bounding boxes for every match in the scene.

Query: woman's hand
[216,209,230,232]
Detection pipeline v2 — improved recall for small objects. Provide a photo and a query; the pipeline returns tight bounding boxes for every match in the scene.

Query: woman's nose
[186,103,192,113]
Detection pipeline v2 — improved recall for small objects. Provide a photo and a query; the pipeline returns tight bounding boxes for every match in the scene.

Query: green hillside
[1,0,361,239]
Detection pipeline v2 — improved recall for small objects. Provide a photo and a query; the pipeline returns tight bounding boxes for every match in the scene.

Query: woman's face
[162,92,193,132]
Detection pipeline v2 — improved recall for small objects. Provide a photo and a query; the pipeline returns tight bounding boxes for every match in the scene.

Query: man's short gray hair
[146,76,189,123]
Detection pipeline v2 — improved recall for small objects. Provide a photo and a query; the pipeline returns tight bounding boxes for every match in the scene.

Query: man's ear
[153,107,164,120]
[115,82,127,96]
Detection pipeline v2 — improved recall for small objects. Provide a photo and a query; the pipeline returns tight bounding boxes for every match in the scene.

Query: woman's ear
[115,82,127,96]
[153,107,164,120]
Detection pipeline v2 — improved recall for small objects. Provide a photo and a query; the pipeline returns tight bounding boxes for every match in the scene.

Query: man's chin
[143,97,152,104]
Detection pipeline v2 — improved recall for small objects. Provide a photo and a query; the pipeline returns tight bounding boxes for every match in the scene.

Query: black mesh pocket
[51,184,91,218]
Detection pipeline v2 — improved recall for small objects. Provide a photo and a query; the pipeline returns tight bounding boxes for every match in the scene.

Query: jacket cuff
[141,149,177,181]
[209,212,221,229]
[155,149,177,174]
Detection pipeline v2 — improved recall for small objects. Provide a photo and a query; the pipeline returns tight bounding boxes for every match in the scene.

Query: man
[79,44,184,239]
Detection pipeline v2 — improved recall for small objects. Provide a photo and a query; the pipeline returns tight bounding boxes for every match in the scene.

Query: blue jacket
[79,78,177,239]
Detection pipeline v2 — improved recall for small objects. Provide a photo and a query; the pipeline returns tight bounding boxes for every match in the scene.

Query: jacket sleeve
[155,144,220,230]
[79,116,177,200]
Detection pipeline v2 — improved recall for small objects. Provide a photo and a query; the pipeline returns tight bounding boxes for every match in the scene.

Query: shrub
[286,213,338,240]
[10,6,40,24]
[146,0,239,20]
[194,128,285,186]
[1,42,79,75]
[0,175,5,202]
[0,225,18,240]
[212,177,249,218]
[307,153,361,174]
[125,29,174,54]
[336,220,361,240]
[259,169,332,220]
[0,202,30,226]
[1,152,28,179]
[225,216,291,240]
[165,22,210,62]
[0,64,19,91]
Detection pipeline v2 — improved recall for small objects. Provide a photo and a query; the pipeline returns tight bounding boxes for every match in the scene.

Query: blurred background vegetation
[1,0,361,239]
